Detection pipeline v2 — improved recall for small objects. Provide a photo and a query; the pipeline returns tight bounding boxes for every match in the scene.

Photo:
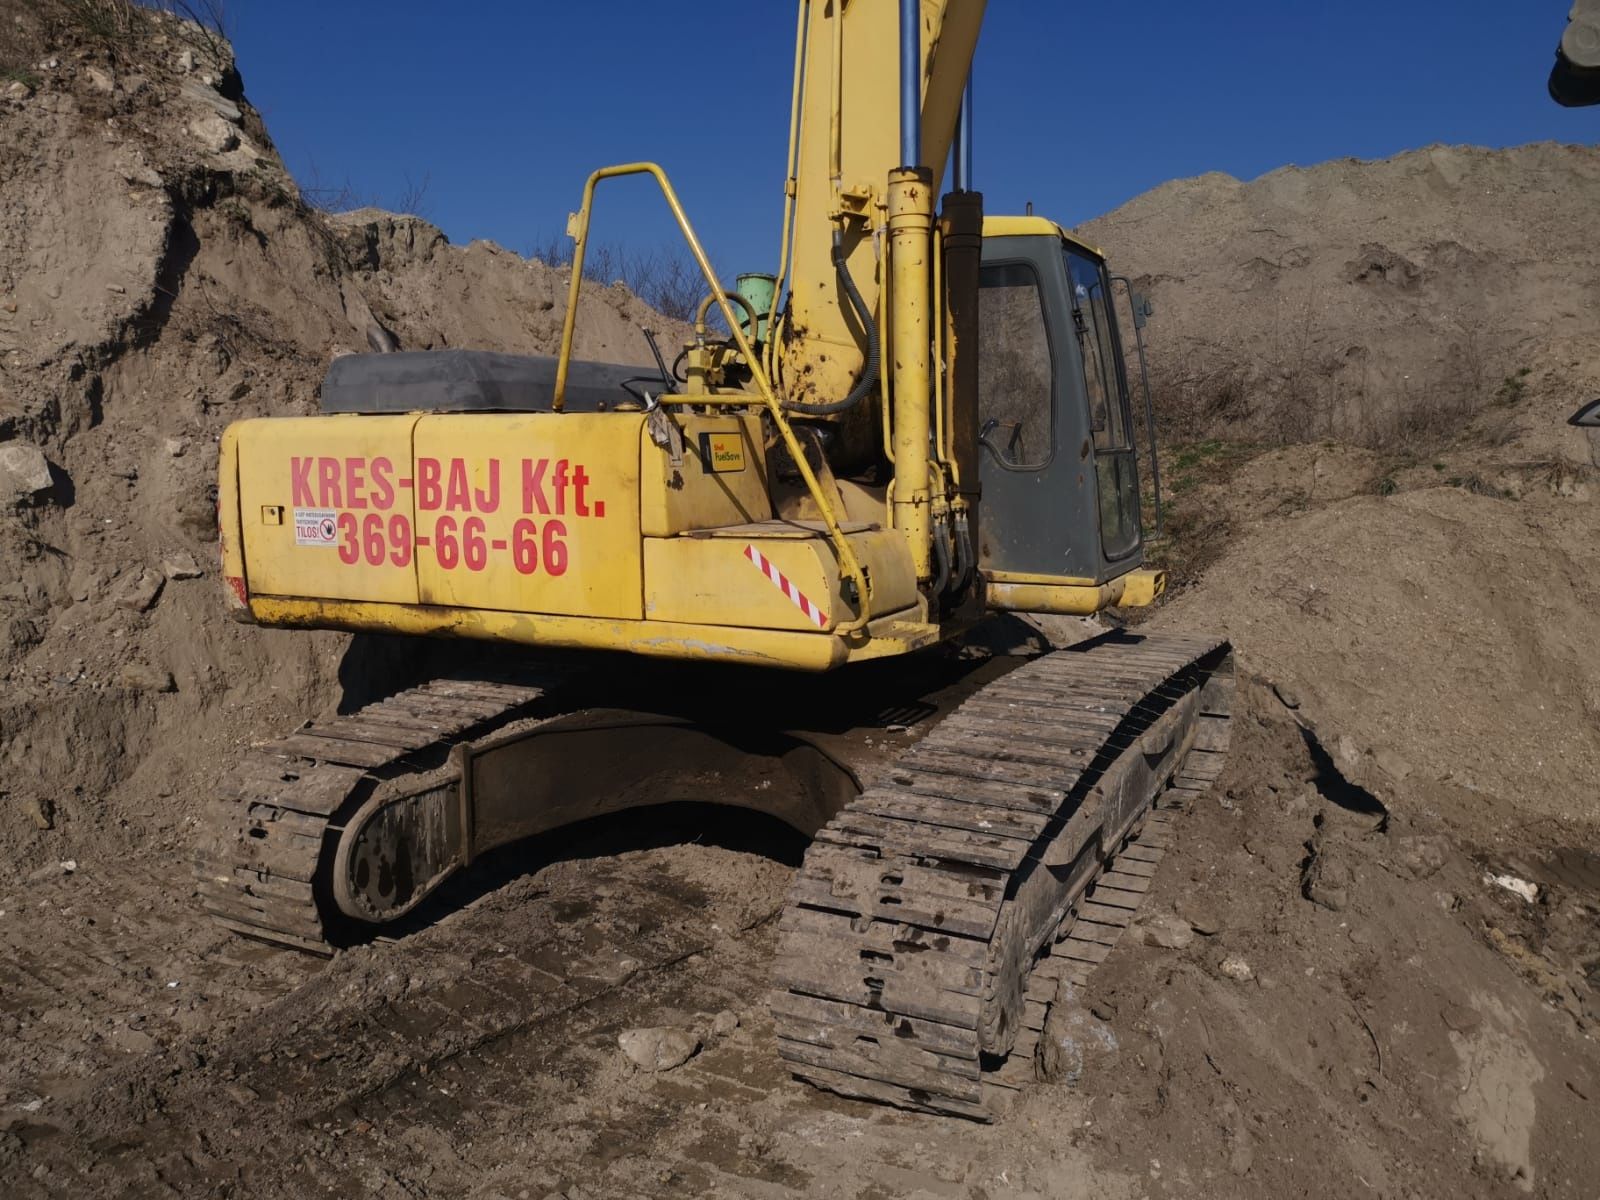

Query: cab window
[1067,250,1130,452]
[977,262,1053,469]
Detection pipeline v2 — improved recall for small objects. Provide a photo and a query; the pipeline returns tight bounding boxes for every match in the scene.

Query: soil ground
[3,671,1596,1199]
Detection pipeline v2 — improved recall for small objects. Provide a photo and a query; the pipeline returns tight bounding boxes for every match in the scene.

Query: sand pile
[1082,142,1600,445]
[0,0,671,874]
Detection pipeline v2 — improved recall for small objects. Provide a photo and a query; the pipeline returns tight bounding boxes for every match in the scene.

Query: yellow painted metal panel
[783,0,985,410]
[411,413,643,620]
[984,568,1100,588]
[1117,569,1167,608]
[247,596,939,673]
[234,415,423,605]
[983,567,1165,613]
[216,423,249,615]
[639,411,771,536]
[982,214,1106,261]
[986,578,1125,616]
[644,528,917,633]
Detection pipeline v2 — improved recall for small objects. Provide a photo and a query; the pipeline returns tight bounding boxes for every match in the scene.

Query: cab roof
[981,214,1106,261]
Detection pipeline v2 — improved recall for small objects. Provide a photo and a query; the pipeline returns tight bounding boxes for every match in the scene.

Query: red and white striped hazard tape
[743,543,830,629]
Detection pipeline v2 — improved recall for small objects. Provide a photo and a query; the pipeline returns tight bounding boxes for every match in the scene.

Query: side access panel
[643,526,918,632]
[234,415,423,604]
[410,413,644,619]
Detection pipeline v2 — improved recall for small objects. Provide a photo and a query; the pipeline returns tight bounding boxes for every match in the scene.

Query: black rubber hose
[785,233,880,416]
[932,517,952,597]
[952,511,973,592]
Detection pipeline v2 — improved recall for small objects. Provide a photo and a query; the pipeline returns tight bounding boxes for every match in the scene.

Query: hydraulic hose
[785,231,880,417]
[931,515,953,597]
[952,510,974,592]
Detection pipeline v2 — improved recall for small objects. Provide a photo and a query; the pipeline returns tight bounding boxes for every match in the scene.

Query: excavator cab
[976,217,1157,614]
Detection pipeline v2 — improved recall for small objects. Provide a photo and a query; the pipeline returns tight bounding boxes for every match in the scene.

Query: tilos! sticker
[293,508,339,546]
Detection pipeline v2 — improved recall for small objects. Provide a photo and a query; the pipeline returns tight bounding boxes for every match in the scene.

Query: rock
[0,442,55,503]
[1140,911,1196,950]
[711,1010,739,1037]
[180,78,242,123]
[1393,834,1449,880]
[1177,899,1224,935]
[176,48,196,73]
[20,795,54,831]
[1486,872,1538,903]
[86,66,114,93]
[121,163,164,188]
[1441,1004,1483,1035]
[110,1026,155,1055]
[189,113,239,154]
[1039,988,1118,1085]
[1218,954,1254,982]
[1306,879,1349,911]
[119,662,175,693]
[164,436,188,457]
[112,568,165,613]
[3,80,32,102]
[1270,680,1301,710]
[1372,748,1412,782]
[1227,1134,1255,1177]
[1334,733,1362,777]
[617,1027,698,1072]
[59,859,77,874]
[1303,843,1354,912]
[162,551,203,580]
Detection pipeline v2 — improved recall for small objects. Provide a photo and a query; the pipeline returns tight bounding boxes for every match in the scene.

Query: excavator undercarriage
[197,630,1231,1119]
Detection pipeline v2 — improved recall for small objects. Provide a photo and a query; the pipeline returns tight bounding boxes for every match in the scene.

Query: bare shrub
[525,235,712,323]
[298,163,432,221]
[392,171,432,220]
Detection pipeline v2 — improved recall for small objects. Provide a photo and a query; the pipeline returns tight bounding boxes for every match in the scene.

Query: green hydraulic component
[735,272,778,344]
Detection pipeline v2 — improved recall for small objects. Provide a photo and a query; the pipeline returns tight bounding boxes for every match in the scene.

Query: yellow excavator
[199,0,1232,1119]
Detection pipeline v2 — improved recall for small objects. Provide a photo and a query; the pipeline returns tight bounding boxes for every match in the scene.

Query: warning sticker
[293,507,339,547]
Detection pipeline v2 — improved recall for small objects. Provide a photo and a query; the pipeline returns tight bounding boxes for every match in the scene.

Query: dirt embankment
[1070,140,1600,1200]
[0,0,671,879]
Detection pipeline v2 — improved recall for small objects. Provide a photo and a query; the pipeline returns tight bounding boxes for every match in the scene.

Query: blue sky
[231,2,1595,276]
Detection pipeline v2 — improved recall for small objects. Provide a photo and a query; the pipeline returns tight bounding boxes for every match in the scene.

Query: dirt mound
[0,2,677,876]
[1081,142,1600,444]
[1156,478,1600,833]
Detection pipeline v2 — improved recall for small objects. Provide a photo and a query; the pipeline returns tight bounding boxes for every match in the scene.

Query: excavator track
[194,673,564,954]
[771,632,1233,1120]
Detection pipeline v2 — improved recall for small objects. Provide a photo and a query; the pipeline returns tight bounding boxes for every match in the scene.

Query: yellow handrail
[551,162,872,636]
[764,0,810,383]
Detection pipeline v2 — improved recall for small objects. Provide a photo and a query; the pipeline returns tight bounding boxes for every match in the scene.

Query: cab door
[975,232,1144,592]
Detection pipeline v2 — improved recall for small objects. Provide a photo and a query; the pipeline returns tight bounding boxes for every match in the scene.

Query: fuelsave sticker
[287,454,609,576]
[698,431,746,473]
